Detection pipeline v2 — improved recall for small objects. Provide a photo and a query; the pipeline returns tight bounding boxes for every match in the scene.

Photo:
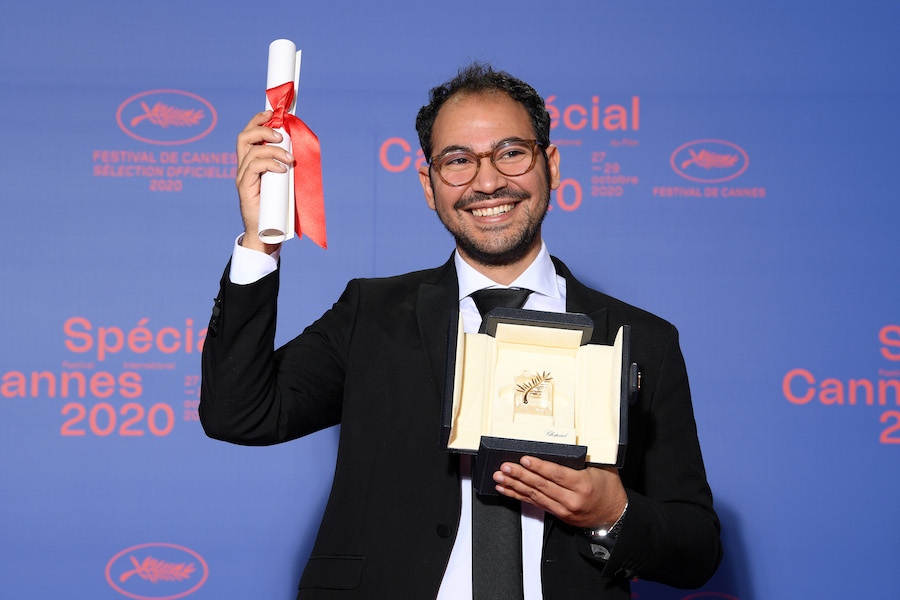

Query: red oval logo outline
[670,139,749,183]
[105,542,209,600]
[117,89,217,146]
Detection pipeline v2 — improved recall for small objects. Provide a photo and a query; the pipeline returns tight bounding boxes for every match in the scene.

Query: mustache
[453,188,530,211]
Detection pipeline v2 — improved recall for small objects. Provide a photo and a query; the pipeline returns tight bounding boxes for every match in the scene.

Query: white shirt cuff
[228,234,280,285]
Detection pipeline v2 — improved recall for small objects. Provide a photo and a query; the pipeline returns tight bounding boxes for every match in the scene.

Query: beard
[432,172,551,268]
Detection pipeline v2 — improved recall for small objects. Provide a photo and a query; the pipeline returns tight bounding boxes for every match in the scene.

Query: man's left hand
[493,456,628,529]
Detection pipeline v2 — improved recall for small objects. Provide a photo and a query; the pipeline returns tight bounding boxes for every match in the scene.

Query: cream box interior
[443,311,629,466]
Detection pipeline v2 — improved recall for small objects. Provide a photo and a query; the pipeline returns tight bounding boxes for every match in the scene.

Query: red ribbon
[264,81,327,249]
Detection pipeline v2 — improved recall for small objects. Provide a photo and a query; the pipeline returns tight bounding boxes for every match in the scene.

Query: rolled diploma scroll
[258,39,302,243]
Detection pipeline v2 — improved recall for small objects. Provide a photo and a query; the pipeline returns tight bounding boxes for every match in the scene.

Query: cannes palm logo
[106,543,208,599]
[117,90,217,145]
[670,139,749,183]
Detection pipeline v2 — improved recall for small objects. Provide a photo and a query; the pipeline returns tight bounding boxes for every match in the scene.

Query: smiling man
[201,63,722,600]
[418,92,558,278]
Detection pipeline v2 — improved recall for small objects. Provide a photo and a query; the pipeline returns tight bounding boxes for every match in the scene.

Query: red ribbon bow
[264,81,327,249]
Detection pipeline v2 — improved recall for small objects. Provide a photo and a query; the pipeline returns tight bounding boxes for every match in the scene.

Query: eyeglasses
[429,139,544,187]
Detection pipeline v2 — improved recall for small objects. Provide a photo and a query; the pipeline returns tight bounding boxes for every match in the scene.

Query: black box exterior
[472,436,587,496]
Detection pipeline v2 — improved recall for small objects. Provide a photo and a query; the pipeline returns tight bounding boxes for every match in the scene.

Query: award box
[441,307,639,495]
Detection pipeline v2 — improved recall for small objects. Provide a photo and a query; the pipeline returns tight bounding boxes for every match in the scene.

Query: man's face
[418,92,560,268]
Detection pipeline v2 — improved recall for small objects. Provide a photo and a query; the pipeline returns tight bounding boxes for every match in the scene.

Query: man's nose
[469,155,508,195]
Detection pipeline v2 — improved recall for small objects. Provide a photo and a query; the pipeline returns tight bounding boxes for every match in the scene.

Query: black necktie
[470,287,532,323]
[470,287,530,600]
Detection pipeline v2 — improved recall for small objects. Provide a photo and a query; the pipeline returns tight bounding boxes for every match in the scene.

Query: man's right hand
[235,110,295,254]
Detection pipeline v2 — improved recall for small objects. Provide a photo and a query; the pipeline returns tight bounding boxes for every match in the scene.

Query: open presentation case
[441,307,639,495]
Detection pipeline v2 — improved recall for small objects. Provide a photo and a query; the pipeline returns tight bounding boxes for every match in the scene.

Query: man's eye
[443,154,474,167]
[498,149,525,159]
[496,146,529,162]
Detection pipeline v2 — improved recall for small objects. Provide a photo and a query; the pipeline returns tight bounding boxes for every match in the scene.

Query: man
[201,63,722,599]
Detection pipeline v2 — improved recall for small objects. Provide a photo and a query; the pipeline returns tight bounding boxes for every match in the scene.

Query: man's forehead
[431,91,534,150]
[436,90,526,119]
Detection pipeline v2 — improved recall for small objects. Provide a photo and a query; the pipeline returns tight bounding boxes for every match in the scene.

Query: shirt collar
[455,240,561,301]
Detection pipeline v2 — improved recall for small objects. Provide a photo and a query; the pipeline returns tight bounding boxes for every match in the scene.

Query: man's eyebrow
[434,137,530,156]
[496,136,529,144]
[435,144,473,156]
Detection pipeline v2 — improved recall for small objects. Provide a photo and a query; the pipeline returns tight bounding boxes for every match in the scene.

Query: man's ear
[418,164,436,210]
[545,144,562,190]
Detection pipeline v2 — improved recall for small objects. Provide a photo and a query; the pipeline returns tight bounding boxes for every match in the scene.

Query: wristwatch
[583,503,628,560]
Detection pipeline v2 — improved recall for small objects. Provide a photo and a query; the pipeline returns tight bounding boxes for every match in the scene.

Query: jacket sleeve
[598,325,723,588]
[199,263,359,446]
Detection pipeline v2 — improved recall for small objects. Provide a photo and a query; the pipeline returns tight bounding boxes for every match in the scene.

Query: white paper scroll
[258,39,302,244]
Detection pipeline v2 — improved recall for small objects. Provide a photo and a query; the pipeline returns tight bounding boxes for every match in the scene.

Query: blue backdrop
[2,2,899,599]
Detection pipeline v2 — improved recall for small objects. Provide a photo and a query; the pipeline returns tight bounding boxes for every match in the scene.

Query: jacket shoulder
[553,256,677,334]
[347,258,456,301]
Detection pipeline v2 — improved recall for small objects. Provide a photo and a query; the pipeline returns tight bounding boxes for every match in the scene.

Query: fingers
[238,110,280,146]
[235,110,294,188]
[493,456,581,516]
[236,110,279,163]
[492,457,624,528]
[235,147,293,195]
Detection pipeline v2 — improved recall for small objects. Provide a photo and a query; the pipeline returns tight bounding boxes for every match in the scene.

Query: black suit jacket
[200,255,722,599]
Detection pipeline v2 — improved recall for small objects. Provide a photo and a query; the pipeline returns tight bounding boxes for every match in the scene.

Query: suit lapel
[553,257,610,345]
[416,256,459,405]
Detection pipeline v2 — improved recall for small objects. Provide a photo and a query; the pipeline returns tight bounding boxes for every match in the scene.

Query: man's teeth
[470,203,514,217]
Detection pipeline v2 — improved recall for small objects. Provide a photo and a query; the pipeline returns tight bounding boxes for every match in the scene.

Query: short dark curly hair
[415,62,551,161]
